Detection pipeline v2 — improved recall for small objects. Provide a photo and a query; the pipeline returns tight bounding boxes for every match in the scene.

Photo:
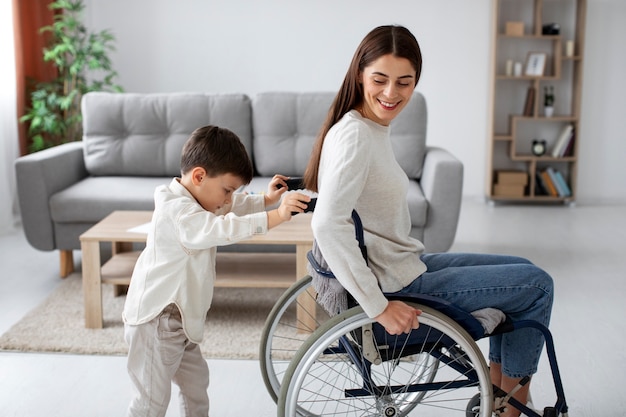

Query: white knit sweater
[312,110,426,318]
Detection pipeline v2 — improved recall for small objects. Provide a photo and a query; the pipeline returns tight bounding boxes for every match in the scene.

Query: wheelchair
[259,211,569,417]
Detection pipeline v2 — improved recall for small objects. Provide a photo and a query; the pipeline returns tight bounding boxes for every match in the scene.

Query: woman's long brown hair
[303,25,423,192]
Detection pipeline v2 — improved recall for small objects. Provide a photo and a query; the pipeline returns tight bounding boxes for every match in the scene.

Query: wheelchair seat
[385,293,486,340]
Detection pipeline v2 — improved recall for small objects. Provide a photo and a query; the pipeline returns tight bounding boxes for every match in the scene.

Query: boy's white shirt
[122,178,267,343]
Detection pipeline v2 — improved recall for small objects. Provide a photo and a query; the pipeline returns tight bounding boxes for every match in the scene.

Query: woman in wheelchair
[301,25,554,417]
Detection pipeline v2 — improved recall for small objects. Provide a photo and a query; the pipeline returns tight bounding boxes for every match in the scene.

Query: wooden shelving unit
[487,0,586,203]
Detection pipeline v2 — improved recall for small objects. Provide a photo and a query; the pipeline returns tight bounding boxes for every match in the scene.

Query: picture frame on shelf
[524,52,547,76]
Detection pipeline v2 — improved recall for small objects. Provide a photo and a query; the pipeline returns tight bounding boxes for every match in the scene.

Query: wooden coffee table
[80,210,314,328]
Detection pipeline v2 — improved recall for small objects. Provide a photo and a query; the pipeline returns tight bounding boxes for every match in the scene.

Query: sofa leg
[60,250,74,278]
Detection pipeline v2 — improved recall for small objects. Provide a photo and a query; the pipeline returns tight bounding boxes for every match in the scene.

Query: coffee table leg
[81,240,103,329]
[112,241,132,296]
[296,243,318,331]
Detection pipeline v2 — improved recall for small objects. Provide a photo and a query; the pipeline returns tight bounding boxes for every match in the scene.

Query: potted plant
[20,0,123,153]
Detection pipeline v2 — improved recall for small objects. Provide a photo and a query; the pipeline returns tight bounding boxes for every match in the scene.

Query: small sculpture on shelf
[544,86,555,117]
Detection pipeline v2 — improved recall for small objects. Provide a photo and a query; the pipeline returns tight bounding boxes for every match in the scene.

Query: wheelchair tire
[278,302,492,417]
[259,275,331,402]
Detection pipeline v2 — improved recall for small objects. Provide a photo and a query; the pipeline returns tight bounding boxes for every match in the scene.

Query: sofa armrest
[15,141,88,251]
[419,146,464,253]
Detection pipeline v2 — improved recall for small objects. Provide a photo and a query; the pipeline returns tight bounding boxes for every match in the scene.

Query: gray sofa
[15,91,463,277]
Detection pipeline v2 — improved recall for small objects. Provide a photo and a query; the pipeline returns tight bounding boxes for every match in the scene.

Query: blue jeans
[395,253,554,378]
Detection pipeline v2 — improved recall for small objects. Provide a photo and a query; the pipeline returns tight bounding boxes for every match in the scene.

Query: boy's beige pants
[124,304,210,417]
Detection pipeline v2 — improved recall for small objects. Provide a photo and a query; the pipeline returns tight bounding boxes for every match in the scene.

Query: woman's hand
[375,300,422,335]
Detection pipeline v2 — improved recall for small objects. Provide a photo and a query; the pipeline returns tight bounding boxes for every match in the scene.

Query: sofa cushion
[252,92,333,177]
[81,92,252,177]
[49,177,169,223]
[252,92,427,179]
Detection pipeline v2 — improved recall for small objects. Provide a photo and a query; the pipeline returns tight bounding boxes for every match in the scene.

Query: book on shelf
[550,168,572,197]
[551,124,574,158]
[546,167,565,196]
[523,86,535,117]
[540,170,558,197]
[561,131,576,157]
[541,167,572,197]
[535,172,549,195]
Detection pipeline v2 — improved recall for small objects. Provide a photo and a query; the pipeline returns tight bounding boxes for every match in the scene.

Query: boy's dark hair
[180,125,253,184]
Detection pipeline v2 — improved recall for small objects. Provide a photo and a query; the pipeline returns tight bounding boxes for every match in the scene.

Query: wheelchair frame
[261,277,569,416]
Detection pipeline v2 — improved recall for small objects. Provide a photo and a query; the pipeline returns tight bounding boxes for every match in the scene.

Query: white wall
[84,0,626,203]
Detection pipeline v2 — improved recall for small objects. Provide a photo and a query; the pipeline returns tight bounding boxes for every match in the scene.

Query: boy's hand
[264,175,289,206]
[277,192,311,221]
[266,192,311,229]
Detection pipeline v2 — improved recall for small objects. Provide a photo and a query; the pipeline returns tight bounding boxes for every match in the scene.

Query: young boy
[122,125,310,416]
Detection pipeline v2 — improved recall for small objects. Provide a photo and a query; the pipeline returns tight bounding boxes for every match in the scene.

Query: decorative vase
[544,106,554,117]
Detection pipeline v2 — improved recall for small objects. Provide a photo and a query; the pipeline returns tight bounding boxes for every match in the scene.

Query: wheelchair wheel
[259,275,332,402]
[278,303,492,417]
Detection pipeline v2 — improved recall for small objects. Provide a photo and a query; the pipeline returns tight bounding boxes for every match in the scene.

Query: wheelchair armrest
[385,293,486,340]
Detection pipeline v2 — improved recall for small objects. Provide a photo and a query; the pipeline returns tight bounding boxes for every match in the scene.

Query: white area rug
[0,273,286,359]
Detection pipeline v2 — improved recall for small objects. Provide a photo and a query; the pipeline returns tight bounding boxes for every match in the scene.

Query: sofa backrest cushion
[252,92,333,177]
[81,92,252,177]
[252,91,427,179]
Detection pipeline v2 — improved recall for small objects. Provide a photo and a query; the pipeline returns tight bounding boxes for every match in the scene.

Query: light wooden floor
[1,198,625,416]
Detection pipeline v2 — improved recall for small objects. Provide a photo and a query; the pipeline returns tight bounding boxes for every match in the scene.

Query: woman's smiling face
[359,54,416,126]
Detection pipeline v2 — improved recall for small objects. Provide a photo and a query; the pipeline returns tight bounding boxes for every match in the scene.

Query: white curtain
[0,0,19,234]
